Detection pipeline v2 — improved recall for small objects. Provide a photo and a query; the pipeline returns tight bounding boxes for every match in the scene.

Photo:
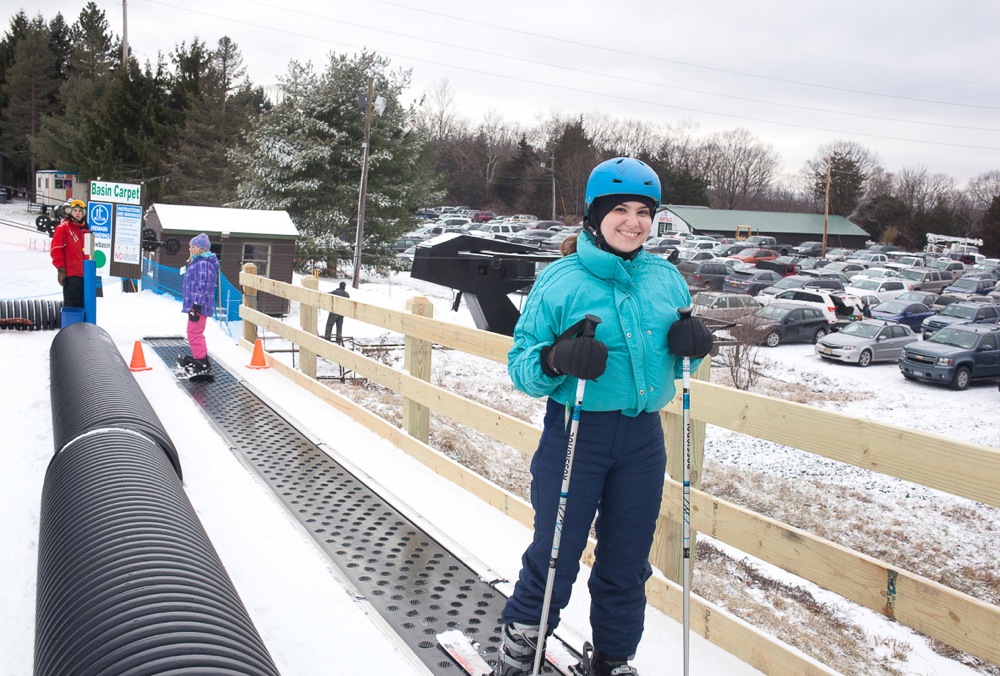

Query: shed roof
[149,204,299,239]
[664,206,869,238]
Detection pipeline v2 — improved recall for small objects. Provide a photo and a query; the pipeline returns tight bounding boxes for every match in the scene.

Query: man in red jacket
[50,199,90,308]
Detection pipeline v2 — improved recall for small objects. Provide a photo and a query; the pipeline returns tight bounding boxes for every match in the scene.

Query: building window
[243,243,270,277]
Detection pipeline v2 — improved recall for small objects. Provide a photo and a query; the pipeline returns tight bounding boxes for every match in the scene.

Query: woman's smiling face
[599,201,652,253]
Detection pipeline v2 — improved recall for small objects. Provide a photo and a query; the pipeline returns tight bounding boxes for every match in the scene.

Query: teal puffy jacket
[508,232,700,415]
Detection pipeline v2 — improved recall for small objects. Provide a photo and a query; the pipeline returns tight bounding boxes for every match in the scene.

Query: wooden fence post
[241,263,258,345]
[299,276,319,378]
[654,359,710,585]
[403,296,433,443]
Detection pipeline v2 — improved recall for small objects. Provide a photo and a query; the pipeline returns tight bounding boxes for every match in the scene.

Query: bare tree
[413,78,466,142]
[965,169,1000,222]
[585,113,659,158]
[702,128,781,210]
[894,166,956,214]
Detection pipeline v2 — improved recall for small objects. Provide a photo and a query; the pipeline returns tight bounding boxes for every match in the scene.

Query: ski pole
[532,314,602,676]
[682,348,692,676]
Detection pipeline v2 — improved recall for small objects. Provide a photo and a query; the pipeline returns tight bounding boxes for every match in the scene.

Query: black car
[899,325,1000,389]
[737,302,831,347]
[677,260,735,291]
[723,269,784,296]
[792,241,825,257]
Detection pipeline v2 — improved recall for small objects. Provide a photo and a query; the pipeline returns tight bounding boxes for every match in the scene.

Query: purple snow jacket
[181,253,220,317]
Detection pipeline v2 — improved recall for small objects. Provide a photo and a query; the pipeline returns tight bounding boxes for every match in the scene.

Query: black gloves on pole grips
[668,307,714,358]
[541,314,607,381]
[188,303,202,323]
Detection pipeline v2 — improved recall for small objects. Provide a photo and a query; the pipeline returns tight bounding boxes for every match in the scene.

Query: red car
[730,248,779,265]
[474,211,498,222]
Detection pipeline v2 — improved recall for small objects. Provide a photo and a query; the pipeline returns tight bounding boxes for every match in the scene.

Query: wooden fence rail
[239,269,999,673]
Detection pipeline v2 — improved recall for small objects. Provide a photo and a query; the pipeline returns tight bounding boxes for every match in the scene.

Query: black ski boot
[589,647,638,676]
[192,357,211,375]
[494,623,542,676]
[177,354,196,369]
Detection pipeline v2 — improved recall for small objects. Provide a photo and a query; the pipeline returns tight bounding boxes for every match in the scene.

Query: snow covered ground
[1,199,995,675]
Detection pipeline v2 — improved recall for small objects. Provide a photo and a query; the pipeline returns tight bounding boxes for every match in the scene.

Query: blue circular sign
[89,203,111,228]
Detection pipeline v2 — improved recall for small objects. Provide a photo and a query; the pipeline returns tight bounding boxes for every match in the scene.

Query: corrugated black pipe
[0,299,62,330]
[35,430,280,676]
[49,321,181,479]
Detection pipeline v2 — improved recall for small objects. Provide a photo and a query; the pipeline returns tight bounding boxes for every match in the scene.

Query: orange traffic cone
[128,340,152,372]
[246,338,270,370]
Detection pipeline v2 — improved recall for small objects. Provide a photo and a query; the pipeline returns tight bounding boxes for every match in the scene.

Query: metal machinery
[409,234,559,335]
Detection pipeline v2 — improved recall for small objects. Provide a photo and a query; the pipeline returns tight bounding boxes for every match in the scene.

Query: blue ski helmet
[584,157,661,221]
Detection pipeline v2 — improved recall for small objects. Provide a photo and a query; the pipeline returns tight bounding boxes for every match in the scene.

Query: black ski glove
[540,314,607,380]
[667,307,714,358]
[188,303,202,322]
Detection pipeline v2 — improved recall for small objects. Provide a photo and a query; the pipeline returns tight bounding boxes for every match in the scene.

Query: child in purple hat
[179,233,220,375]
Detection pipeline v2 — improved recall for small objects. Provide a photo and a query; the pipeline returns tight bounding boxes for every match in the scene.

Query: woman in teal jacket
[497,158,706,676]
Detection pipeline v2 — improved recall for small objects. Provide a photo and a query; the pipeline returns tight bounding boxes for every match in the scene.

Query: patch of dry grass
[314,351,999,675]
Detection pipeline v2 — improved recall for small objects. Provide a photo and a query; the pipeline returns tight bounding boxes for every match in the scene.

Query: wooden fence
[240,267,1000,674]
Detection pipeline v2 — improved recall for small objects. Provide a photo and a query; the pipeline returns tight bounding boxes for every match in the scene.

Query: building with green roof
[658,206,871,249]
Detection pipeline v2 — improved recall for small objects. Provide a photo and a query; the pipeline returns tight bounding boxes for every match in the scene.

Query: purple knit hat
[190,233,211,250]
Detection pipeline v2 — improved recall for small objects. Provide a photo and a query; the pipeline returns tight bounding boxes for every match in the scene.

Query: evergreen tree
[0,11,31,111]
[493,136,536,212]
[230,50,440,272]
[979,194,1000,258]
[547,118,597,220]
[162,37,259,206]
[812,152,866,216]
[0,17,60,183]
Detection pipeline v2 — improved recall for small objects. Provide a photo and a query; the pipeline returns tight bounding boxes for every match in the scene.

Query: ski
[436,630,584,676]
[437,630,492,676]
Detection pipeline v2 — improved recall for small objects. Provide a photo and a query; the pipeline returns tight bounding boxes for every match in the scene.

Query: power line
[138,0,1000,153]
[234,0,1000,133]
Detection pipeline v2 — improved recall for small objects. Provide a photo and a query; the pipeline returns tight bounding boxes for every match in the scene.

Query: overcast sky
[18,0,1000,186]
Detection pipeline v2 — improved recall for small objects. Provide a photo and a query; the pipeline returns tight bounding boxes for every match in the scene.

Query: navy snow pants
[501,397,666,658]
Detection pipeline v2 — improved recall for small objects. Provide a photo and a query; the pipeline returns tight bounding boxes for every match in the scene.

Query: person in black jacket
[324,282,350,344]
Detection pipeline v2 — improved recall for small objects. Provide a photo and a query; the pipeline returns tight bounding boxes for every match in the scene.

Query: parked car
[824,248,852,262]
[854,267,899,281]
[737,302,831,347]
[712,242,750,257]
[508,229,557,246]
[895,290,940,306]
[691,292,762,322]
[792,241,824,257]
[646,236,685,253]
[759,288,859,324]
[927,258,966,280]
[724,269,784,296]
[729,248,779,265]
[758,274,844,298]
[755,255,803,276]
[848,251,890,267]
[822,261,868,279]
[815,320,918,367]
[868,300,936,331]
[893,291,940,310]
[794,257,831,271]
[899,325,1000,389]
[843,278,908,302]
[677,259,736,291]
[895,267,953,293]
[470,222,521,240]
[942,276,996,298]
[473,210,498,222]
[391,236,424,253]
[919,301,1000,338]
[884,254,928,271]
[676,248,718,263]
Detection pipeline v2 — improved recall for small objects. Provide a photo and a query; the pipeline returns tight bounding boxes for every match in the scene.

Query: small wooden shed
[144,204,299,316]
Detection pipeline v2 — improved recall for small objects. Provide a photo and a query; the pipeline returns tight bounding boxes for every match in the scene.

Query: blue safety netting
[140,257,242,329]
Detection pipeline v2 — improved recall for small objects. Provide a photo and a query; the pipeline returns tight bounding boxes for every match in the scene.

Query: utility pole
[121,1,128,70]
[550,154,556,221]
[352,78,374,290]
[822,157,831,257]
